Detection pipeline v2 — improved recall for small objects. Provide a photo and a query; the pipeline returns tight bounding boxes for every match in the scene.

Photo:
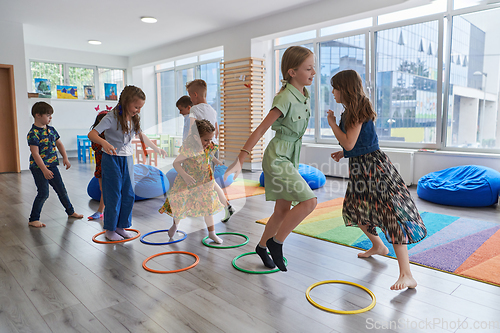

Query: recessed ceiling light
[88,40,102,45]
[141,16,157,23]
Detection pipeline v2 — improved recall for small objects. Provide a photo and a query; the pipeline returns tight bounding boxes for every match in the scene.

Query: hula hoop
[142,251,199,274]
[202,232,249,249]
[306,280,376,314]
[232,251,287,274]
[140,229,187,245]
[92,229,141,244]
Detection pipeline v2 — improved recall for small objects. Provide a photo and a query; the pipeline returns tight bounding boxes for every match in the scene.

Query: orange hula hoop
[92,228,141,244]
[142,251,200,274]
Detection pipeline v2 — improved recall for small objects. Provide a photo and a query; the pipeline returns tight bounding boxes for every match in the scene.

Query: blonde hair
[278,46,313,94]
[186,79,207,97]
[330,70,376,130]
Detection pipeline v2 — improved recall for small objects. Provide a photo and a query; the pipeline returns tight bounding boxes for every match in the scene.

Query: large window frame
[272,0,500,153]
[29,60,125,101]
[154,54,223,136]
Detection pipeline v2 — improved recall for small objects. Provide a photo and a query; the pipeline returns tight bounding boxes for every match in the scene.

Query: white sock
[168,223,178,239]
[115,228,133,239]
[105,230,124,241]
[208,231,223,244]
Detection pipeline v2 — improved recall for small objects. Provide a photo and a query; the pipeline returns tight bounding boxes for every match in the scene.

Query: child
[186,79,235,223]
[159,119,224,243]
[27,101,83,227]
[327,69,427,290]
[176,95,193,142]
[87,109,108,220]
[88,85,167,241]
[224,46,318,271]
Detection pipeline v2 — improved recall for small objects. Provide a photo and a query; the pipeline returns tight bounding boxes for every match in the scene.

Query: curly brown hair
[330,70,376,130]
[113,85,145,134]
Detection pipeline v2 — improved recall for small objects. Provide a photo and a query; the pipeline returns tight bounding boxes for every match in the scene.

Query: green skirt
[262,135,316,204]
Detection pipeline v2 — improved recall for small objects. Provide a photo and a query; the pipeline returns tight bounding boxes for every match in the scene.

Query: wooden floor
[1,158,500,333]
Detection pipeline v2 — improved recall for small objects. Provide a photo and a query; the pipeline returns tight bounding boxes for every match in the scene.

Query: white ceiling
[0,0,322,57]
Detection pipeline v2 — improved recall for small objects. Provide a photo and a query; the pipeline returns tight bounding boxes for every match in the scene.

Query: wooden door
[0,64,20,173]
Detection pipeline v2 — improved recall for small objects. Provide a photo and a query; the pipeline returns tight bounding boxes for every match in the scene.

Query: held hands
[331,150,344,162]
[63,158,71,170]
[102,141,117,155]
[224,159,242,181]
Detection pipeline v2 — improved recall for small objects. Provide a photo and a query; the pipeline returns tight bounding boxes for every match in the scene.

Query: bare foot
[358,245,389,258]
[68,212,84,219]
[390,274,417,290]
[28,221,46,228]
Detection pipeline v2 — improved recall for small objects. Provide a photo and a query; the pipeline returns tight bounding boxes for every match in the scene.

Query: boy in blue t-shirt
[27,101,83,227]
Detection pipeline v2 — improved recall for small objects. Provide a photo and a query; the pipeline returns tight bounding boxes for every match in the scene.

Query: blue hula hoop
[140,229,187,245]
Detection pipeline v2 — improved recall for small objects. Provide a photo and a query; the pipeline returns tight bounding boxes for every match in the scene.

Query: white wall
[0,21,31,170]
[22,45,127,160]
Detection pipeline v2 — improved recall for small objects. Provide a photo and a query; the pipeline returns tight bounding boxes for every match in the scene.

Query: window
[375,21,439,144]
[446,8,500,149]
[68,66,95,99]
[98,68,125,100]
[155,50,224,137]
[30,61,64,98]
[30,61,125,100]
[271,0,500,152]
[319,34,367,140]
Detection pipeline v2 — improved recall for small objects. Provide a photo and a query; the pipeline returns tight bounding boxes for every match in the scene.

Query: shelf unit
[219,57,265,164]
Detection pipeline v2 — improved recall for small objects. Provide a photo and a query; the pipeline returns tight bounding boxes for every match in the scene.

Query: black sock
[266,237,287,271]
[255,244,275,268]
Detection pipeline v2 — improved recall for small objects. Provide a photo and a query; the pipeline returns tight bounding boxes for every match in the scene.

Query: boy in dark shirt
[27,101,83,227]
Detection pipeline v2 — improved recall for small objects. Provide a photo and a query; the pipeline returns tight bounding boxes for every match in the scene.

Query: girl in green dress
[225,46,318,271]
[159,120,224,244]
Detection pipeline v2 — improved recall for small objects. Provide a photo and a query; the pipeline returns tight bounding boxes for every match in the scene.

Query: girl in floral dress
[159,119,224,243]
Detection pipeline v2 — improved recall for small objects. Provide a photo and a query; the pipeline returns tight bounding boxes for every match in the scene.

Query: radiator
[300,144,415,186]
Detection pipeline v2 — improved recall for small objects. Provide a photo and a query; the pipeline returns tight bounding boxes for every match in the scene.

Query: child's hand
[155,147,168,158]
[63,158,71,170]
[42,168,54,180]
[102,141,117,155]
[181,174,196,186]
[225,159,241,180]
[331,150,344,162]
[327,110,336,125]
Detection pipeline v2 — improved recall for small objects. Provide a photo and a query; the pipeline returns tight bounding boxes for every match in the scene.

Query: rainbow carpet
[223,179,266,201]
[257,197,500,286]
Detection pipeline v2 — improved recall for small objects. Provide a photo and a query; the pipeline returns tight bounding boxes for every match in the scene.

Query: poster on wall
[84,85,95,100]
[104,83,118,100]
[57,85,78,99]
[35,78,51,98]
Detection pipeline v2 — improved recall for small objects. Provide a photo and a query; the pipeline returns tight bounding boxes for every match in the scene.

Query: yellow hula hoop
[306,280,376,314]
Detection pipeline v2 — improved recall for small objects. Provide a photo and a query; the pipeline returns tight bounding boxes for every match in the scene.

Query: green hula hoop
[201,232,249,249]
[232,251,287,274]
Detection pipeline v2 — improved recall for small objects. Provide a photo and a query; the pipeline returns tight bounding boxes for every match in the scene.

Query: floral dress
[159,142,223,219]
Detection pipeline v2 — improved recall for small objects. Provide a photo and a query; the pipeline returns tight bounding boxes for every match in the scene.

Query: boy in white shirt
[186,79,234,222]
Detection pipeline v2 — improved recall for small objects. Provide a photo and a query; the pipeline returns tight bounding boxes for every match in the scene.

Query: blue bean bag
[417,165,500,207]
[165,165,234,190]
[259,163,326,190]
[214,165,234,188]
[87,164,169,201]
[166,168,178,191]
